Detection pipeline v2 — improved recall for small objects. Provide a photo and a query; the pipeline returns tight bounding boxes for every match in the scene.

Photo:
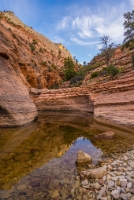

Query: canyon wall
[0,11,72,127]
[0,11,72,89]
[84,48,134,127]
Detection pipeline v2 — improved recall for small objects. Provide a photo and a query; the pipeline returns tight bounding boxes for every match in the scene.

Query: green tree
[123,10,134,44]
[83,61,86,66]
[58,50,61,57]
[100,35,116,67]
[64,57,76,81]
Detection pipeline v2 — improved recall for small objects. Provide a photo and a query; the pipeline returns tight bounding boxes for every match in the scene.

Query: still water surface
[0,111,134,199]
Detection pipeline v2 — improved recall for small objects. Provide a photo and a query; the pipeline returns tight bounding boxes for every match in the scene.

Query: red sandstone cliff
[0,11,72,89]
[0,11,72,127]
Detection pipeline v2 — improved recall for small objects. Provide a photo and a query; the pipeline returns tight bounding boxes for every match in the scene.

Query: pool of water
[0,111,134,199]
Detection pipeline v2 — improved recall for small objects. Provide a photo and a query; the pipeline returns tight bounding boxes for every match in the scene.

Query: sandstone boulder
[0,57,38,127]
[76,150,92,164]
[80,166,107,179]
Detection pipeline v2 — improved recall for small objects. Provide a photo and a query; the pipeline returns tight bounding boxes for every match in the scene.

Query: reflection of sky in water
[59,137,103,166]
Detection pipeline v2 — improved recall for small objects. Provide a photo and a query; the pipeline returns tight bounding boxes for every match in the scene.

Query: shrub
[122,39,134,50]
[49,83,59,89]
[101,65,119,77]
[90,71,99,79]
[70,75,83,85]
[51,64,57,70]
[42,61,46,65]
[58,50,61,57]
[70,80,82,87]
[39,48,43,53]
[29,43,35,52]
[32,39,38,45]
[0,14,3,20]
[106,65,119,77]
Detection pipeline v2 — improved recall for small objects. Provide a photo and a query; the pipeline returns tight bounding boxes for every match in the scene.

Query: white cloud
[55,2,132,46]
[71,37,98,45]
[77,30,92,38]
[95,17,124,42]
[56,16,70,30]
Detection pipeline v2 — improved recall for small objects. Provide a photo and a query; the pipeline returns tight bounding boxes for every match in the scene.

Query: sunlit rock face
[0,11,72,89]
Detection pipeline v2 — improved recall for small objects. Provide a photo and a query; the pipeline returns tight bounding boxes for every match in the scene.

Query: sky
[0,0,134,64]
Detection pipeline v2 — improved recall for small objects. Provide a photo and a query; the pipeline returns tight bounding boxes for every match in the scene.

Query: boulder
[80,166,107,179]
[0,57,38,127]
[95,131,114,140]
[76,150,92,164]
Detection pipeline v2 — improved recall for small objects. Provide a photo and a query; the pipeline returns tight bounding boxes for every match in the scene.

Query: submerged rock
[80,166,107,179]
[76,150,92,164]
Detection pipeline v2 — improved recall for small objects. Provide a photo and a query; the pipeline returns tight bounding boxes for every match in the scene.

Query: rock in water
[80,166,107,179]
[76,150,92,164]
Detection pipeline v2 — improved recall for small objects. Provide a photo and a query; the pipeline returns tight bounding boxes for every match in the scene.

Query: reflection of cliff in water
[0,122,70,189]
[0,111,134,190]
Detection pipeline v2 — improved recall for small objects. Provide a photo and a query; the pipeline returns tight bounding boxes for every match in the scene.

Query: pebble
[111,190,120,199]
[91,182,101,190]
[108,181,114,187]
[78,149,134,200]
[120,179,128,188]
[127,182,132,189]
[82,179,88,186]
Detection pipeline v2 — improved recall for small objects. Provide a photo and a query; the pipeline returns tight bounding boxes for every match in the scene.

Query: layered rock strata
[89,70,134,127]
[31,87,94,113]
[81,48,134,127]
[32,71,134,127]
